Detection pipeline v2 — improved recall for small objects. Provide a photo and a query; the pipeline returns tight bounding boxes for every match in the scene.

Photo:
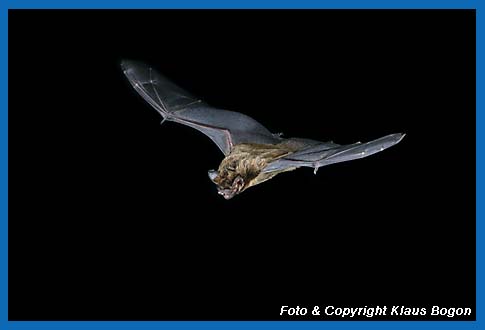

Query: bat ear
[208,170,219,183]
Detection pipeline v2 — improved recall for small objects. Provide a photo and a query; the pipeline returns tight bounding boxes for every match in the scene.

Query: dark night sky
[8,10,475,320]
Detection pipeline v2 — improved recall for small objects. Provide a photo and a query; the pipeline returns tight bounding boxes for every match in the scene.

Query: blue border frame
[1,0,480,329]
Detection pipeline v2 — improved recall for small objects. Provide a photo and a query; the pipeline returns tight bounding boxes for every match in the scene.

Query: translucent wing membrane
[122,60,404,175]
[263,133,405,173]
[122,60,202,113]
[122,60,281,155]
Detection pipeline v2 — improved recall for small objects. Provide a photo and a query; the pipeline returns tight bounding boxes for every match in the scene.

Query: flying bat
[122,60,405,199]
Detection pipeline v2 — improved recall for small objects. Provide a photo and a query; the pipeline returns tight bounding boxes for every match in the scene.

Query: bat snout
[218,189,235,200]
[216,175,245,200]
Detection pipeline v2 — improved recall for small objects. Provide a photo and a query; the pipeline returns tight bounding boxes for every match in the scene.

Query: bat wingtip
[120,59,141,74]
[386,133,406,145]
[120,59,131,74]
[396,133,406,143]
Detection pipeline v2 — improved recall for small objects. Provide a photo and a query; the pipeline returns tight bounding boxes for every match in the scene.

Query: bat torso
[123,61,404,199]
[213,142,298,192]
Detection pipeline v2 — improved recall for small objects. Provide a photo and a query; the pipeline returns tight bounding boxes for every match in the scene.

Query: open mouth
[216,175,245,199]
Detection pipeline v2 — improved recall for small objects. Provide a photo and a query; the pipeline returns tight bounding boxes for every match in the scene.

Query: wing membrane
[122,60,280,155]
[263,133,405,173]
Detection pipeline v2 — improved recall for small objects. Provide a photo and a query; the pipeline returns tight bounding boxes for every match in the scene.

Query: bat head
[207,144,290,199]
[208,169,246,200]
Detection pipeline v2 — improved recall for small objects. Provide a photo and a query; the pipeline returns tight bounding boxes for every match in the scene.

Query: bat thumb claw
[313,167,319,175]
[273,132,284,138]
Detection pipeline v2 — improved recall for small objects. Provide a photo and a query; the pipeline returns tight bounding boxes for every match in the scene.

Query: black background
[9,10,475,320]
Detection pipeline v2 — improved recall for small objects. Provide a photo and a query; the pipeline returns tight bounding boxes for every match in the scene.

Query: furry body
[122,60,405,199]
[213,143,297,193]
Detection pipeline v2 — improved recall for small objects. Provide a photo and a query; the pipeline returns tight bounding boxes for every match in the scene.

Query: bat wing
[263,133,405,174]
[121,60,281,155]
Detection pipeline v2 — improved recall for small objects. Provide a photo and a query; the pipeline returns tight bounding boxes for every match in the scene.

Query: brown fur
[213,143,298,192]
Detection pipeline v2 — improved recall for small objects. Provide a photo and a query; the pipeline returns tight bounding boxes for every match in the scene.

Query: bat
[122,60,405,199]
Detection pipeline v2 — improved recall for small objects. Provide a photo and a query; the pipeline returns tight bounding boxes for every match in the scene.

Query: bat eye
[208,170,218,182]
